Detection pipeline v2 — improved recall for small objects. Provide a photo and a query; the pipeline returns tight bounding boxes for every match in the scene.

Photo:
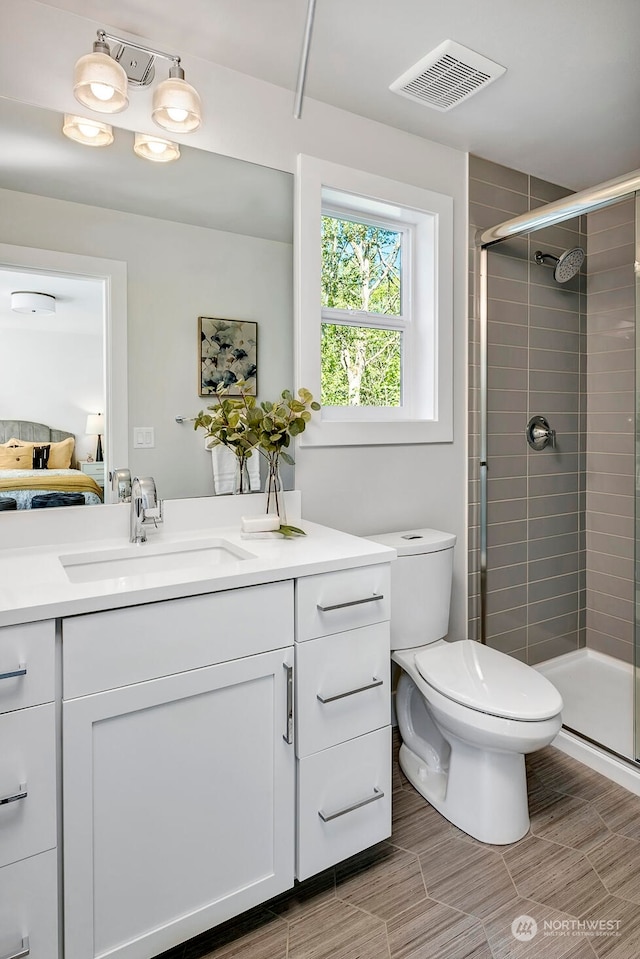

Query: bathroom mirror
[0,96,294,503]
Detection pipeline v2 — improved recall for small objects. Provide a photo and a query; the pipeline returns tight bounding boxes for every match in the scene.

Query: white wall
[1,0,469,637]
[0,319,102,460]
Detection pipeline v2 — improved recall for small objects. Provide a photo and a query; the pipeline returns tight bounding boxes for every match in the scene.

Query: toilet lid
[414,640,563,721]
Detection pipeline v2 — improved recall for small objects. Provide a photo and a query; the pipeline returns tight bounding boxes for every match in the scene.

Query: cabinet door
[63,648,295,959]
[0,849,58,959]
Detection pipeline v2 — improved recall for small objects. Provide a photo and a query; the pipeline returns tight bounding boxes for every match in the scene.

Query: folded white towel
[210,444,261,495]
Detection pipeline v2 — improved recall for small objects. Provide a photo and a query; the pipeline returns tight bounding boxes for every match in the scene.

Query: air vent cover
[390,39,506,112]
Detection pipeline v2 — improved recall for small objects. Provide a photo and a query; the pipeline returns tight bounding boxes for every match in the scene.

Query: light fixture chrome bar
[478,167,640,246]
[293,0,317,119]
[97,29,181,66]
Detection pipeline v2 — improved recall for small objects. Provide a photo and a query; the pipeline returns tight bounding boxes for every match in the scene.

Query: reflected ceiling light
[73,30,202,134]
[63,114,114,147]
[133,133,180,163]
[74,35,128,113]
[11,292,56,315]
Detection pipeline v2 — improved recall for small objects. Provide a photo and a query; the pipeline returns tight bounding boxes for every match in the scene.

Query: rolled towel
[210,444,261,495]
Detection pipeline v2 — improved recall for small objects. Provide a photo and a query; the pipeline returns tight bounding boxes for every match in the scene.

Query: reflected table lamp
[86,413,104,462]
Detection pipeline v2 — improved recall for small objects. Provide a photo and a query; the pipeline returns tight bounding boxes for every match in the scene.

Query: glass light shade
[152,76,202,132]
[74,51,129,113]
[133,133,180,163]
[63,114,114,147]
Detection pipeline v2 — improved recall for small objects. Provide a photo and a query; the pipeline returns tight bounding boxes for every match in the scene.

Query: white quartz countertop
[0,509,395,627]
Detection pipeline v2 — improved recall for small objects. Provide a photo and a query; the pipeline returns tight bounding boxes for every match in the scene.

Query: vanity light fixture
[73,30,202,134]
[133,133,180,163]
[11,292,56,315]
[63,114,114,147]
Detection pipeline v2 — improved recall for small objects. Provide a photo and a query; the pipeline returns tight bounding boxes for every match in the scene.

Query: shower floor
[536,647,634,761]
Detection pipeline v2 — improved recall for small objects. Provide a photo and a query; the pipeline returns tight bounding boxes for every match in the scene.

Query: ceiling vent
[390,39,506,112]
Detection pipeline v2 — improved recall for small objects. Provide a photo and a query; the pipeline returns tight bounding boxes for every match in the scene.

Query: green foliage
[321,214,403,407]
[321,324,401,407]
[321,215,401,316]
[194,383,320,467]
[257,388,320,464]
[194,381,260,460]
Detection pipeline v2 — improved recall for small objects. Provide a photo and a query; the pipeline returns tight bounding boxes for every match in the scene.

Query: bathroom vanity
[0,495,393,959]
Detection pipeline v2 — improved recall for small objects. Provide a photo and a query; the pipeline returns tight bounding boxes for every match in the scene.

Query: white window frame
[295,154,453,446]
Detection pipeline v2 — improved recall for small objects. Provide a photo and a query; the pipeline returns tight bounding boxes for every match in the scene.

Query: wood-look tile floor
[156,737,640,959]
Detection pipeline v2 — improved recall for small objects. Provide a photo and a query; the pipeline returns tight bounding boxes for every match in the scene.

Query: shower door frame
[475,170,640,759]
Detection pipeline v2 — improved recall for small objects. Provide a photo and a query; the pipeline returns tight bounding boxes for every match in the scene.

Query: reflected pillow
[33,445,50,469]
[47,436,74,469]
[6,436,75,469]
[0,447,32,469]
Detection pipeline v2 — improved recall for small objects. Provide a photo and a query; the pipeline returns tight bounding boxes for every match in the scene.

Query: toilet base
[399,739,530,845]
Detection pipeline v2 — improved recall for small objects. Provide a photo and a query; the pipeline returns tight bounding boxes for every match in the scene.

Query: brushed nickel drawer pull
[0,663,27,681]
[283,663,294,744]
[1,937,30,959]
[0,783,27,806]
[319,787,385,823]
[317,594,383,612]
[317,677,383,704]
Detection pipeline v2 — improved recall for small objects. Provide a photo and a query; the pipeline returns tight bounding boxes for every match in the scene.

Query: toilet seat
[414,640,563,722]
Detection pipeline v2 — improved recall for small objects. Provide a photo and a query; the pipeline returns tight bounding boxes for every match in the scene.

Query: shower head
[533,246,585,283]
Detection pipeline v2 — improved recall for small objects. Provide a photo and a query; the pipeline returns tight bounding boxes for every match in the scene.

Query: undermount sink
[59,538,254,584]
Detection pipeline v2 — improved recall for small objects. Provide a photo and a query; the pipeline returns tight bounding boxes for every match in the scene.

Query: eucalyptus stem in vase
[255,388,320,535]
[193,381,260,494]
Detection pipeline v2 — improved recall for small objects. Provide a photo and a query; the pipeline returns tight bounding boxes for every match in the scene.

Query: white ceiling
[0,267,103,336]
[35,0,640,190]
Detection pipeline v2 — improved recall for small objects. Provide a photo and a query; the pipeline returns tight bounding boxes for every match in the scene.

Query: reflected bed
[0,420,102,508]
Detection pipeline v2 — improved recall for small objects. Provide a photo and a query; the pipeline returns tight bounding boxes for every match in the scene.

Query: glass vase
[233,454,251,495]
[264,454,286,526]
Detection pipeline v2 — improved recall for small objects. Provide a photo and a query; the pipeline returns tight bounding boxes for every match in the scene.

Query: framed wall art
[198,317,258,396]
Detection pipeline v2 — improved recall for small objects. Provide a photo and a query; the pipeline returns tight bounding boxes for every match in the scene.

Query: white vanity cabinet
[61,582,295,959]
[0,620,58,959]
[294,564,392,881]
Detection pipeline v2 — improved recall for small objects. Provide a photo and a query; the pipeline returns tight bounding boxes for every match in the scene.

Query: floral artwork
[198,317,257,396]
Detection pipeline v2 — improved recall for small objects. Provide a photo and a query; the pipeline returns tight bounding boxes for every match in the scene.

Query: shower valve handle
[526,415,556,451]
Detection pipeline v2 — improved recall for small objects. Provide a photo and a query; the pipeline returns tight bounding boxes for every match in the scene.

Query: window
[296,155,453,446]
[321,208,405,408]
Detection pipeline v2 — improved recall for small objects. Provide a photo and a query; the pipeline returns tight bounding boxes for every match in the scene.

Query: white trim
[295,154,453,446]
[552,730,640,798]
[0,243,128,503]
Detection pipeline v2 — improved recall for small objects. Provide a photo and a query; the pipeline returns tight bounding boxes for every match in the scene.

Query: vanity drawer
[0,848,58,959]
[0,621,55,714]
[0,703,57,869]
[295,623,390,758]
[295,564,391,642]
[63,581,294,698]
[296,726,391,881]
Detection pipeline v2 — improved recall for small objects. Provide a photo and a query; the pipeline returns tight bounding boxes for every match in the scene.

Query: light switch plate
[133,426,155,449]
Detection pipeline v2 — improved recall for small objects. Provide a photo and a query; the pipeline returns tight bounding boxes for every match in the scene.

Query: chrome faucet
[130,476,163,544]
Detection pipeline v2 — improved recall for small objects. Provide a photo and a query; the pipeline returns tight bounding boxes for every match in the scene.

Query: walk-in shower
[470,162,640,788]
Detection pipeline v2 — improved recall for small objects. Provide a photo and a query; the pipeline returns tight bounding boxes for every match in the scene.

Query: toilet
[367,528,563,845]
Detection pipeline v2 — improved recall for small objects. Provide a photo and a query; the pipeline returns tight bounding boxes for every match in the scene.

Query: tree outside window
[320,213,407,408]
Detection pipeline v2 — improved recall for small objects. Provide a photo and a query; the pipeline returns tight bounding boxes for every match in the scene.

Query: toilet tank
[366,529,456,650]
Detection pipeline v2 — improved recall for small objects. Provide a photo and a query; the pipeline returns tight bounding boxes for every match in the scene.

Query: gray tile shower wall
[585,198,635,663]
[468,156,587,665]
